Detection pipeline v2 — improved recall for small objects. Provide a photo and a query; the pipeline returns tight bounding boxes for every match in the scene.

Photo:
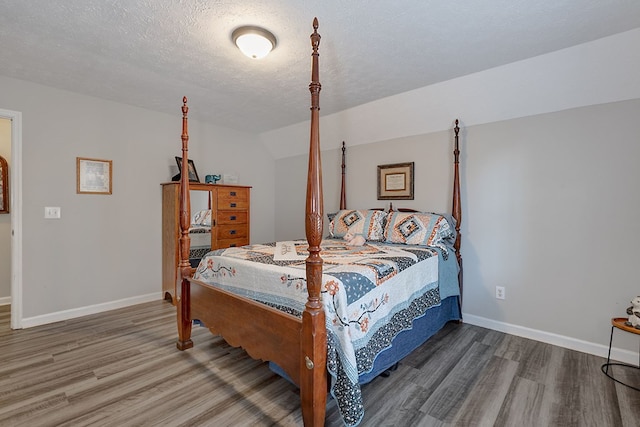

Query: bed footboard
[180,278,303,383]
[177,276,328,425]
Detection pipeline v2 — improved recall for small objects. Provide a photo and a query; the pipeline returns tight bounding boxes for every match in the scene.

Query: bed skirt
[268,295,461,386]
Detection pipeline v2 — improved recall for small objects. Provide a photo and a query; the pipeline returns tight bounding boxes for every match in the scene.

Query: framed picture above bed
[377,162,414,200]
[76,157,112,195]
[175,156,200,183]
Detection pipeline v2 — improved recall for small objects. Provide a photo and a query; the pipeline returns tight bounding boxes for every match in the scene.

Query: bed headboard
[337,119,463,296]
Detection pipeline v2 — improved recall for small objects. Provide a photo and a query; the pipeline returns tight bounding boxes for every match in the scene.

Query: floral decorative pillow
[384,211,455,256]
[329,209,387,241]
[192,209,212,227]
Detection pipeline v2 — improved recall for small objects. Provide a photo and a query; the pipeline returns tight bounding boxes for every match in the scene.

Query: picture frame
[377,162,414,200]
[76,157,112,195]
[0,155,8,213]
[175,156,200,183]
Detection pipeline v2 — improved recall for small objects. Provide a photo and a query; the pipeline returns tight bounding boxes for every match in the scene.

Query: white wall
[270,28,640,360]
[196,122,275,245]
[0,76,275,323]
[274,99,640,360]
[0,118,10,301]
[462,101,639,346]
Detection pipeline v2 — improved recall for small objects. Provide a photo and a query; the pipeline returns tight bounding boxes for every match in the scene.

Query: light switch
[44,207,61,219]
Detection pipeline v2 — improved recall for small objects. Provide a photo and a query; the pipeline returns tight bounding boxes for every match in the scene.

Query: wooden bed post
[177,96,193,351]
[340,141,346,210]
[300,17,327,427]
[452,119,463,307]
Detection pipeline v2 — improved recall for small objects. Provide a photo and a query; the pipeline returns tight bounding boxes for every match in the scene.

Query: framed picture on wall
[377,162,414,200]
[0,155,8,213]
[175,156,200,183]
[77,157,112,194]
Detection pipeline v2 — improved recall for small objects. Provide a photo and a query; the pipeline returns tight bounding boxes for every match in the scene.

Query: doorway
[0,109,22,329]
[0,119,9,305]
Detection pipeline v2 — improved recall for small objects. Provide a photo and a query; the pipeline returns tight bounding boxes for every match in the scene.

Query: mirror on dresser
[188,189,213,267]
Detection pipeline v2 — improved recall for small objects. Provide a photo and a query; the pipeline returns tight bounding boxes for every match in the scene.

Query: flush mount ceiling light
[232,26,277,59]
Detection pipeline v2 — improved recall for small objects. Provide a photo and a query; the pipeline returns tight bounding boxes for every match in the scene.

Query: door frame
[0,109,23,329]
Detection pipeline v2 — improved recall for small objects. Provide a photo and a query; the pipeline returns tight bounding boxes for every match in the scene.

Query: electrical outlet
[44,207,61,219]
[495,286,505,300]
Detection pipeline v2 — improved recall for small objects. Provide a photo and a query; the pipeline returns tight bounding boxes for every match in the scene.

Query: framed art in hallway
[377,162,414,200]
[76,157,112,195]
[0,155,8,213]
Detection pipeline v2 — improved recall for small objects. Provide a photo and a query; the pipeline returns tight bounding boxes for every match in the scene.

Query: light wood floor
[1,301,638,426]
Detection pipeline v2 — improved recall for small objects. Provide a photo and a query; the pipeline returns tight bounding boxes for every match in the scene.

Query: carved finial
[182,97,188,116]
[309,18,321,108]
[311,18,320,51]
[454,119,459,136]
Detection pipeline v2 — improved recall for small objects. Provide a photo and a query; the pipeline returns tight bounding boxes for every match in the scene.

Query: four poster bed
[174,18,463,426]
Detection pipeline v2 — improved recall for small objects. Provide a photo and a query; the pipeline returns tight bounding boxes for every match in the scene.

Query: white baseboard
[20,293,164,329]
[462,312,638,366]
[11,299,638,365]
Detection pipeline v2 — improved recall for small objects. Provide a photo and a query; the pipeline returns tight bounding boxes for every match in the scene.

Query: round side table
[601,317,640,391]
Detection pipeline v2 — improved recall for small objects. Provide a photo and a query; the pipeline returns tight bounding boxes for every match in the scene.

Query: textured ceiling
[1,0,640,133]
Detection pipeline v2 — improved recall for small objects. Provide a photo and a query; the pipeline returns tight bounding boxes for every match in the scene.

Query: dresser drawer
[217,188,249,209]
[217,224,248,239]
[217,237,249,249]
[217,199,249,210]
[217,211,248,225]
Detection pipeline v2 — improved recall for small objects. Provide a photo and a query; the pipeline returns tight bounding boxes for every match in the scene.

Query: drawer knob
[230,215,236,221]
[230,191,237,196]
[305,356,314,370]
[230,203,237,208]
[230,243,236,247]
[230,230,236,235]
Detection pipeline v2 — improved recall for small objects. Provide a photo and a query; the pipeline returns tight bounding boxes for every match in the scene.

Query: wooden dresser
[162,182,251,303]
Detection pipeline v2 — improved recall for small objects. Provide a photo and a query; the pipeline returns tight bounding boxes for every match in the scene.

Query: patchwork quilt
[193,239,447,426]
